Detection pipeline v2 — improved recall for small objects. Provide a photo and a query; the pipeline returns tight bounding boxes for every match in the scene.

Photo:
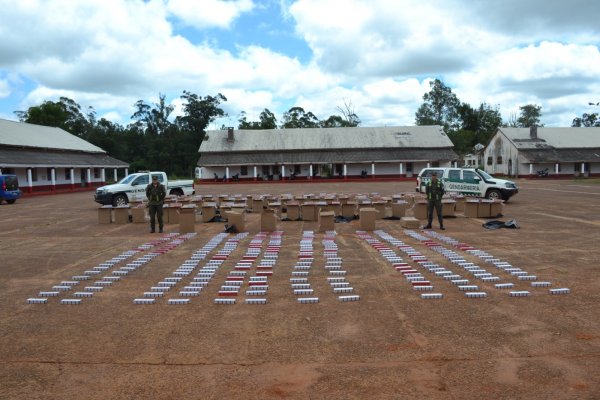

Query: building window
[487,156,493,166]
[46,168,53,181]
[294,165,301,175]
[94,168,101,179]
[262,166,270,176]
[406,162,413,172]
[240,166,248,176]
[30,168,38,182]
[497,156,503,164]
[65,169,71,180]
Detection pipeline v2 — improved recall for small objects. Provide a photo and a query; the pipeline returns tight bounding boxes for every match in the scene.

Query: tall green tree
[516,104,543,127]
[176,91,227,140]
[15,97,92,137]
[320,115,350,128]
[415,79,461,134]
[174,91,227,176]
[572,101,599,127]
[238,108,277,130]
[447,129,477,156]
[572,113,599,127]
[458,102,503,147]
[281,107,320,129]
[130,93,174,136]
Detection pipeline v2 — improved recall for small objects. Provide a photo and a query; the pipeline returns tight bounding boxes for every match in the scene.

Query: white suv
[416,167,518,201]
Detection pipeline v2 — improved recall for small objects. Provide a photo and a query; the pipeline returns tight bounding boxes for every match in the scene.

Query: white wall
[202,161,454,179]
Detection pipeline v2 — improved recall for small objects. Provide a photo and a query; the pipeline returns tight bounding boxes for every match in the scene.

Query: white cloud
[166,0,254,29]
[0,79,10,98]
[0,0,598,130]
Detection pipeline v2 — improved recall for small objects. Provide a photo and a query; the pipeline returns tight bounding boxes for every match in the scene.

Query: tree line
[16,92,226,178]
[15,94,360,178]
[14,83,598,176]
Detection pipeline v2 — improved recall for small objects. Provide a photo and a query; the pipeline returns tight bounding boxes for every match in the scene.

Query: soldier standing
[146,175,166,233]
[423,171,445,230]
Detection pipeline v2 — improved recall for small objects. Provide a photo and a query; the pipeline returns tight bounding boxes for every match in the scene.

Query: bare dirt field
[1,179,599,399]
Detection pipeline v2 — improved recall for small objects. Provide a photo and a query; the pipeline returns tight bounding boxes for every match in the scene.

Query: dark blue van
[0,174,21,204]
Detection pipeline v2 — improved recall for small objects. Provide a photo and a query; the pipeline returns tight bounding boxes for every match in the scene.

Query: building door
[80,169,86,187]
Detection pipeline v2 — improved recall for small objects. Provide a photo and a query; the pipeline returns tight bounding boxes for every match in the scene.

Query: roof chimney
[530,125,537,139]
[227,127,234,142]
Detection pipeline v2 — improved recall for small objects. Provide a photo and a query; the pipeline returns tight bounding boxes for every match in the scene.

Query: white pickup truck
[94,171,195,206]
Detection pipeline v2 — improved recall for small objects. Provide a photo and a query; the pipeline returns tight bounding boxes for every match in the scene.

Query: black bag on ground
[482,219,519,229]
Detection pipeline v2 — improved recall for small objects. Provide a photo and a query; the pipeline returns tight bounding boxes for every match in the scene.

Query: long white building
[197,126,458,182]
[0,119,129,193]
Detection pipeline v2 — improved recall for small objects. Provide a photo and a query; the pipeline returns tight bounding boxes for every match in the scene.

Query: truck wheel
[112,194,128,207]
[170,189,184,197]
[486,189,501,200]
[6,199,16,204]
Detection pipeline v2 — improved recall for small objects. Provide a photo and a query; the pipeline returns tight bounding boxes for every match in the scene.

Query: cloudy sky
[0,0,599,129]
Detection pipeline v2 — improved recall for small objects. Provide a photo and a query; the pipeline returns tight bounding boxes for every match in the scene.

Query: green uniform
[146,182,166,232]
[425,178,445,229]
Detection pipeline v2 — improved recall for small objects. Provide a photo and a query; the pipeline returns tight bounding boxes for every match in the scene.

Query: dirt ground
[1,179,599,399]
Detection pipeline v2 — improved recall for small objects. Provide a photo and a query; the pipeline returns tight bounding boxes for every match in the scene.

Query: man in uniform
[423,171,445,230]
[146,175,166,233]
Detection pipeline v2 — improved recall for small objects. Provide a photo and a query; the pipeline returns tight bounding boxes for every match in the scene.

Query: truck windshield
[477,170,494,180]
[118,175,136,184]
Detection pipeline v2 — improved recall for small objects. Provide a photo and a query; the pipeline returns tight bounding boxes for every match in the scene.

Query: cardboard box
[464,200,479,218]
[391,201,409,218]
[442,200,456,217]
[268,202,282,218]
[301,203,316,221]
[161,204,170,224]
[412,201,428,220]
[320,203,334,214]
[201,203,217,222]
[490,200,504,217]
[330,201,341,216]
[477,200,492,218]
[178,205,196,234]
[219,202,233,216]
[372,202,387,219]
[98,205,112,224]
[318,211,335,232]
[131,206,146,223]
[232,203,247,214]
[401,217,421,228]
[252,197,263,213]
[341,202,357,218]
[226,210,245,232]
[113,205,130,224]
[167,203,181,224]
[359,207,377,231]
[261,209,277,232]
[286,202,300,220]
[454,196,466,213]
